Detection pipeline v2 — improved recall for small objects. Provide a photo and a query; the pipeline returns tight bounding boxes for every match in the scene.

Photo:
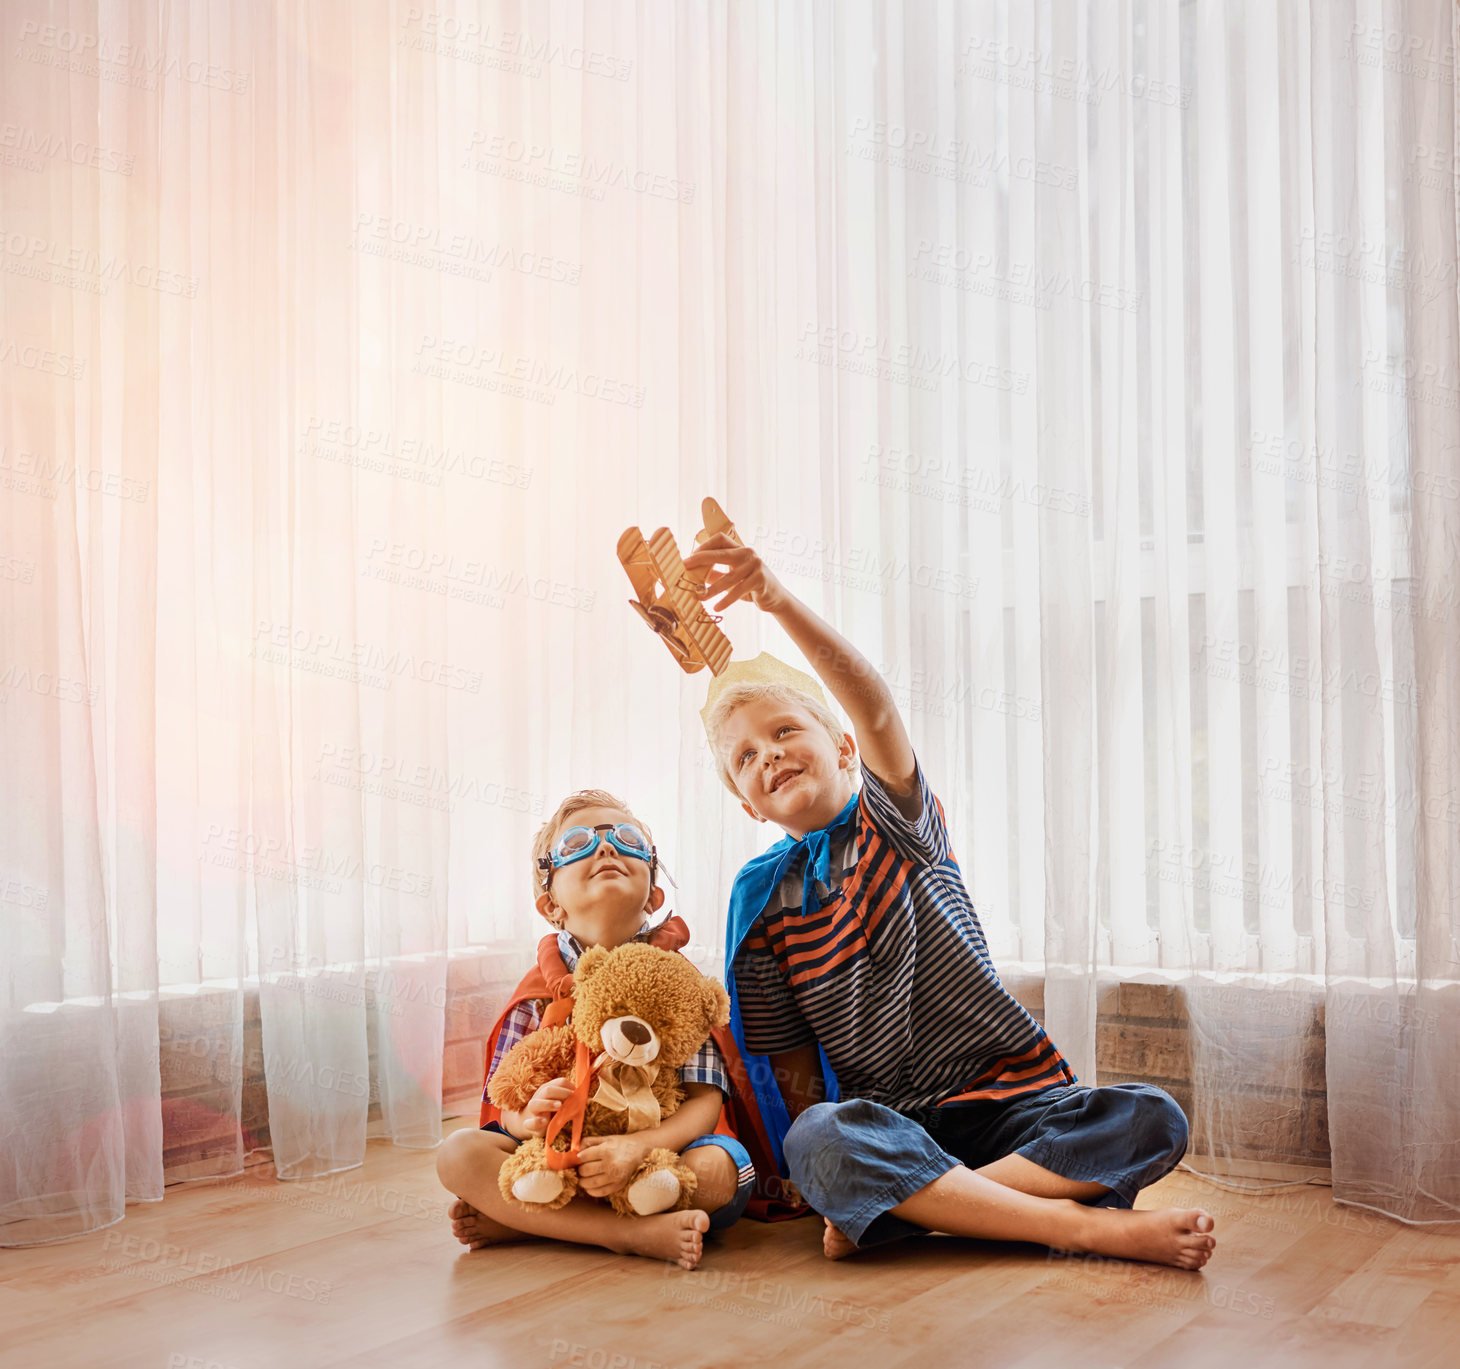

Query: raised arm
[682,532,919,811]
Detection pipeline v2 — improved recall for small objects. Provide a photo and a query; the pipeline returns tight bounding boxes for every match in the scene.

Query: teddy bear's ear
[703,977,731,1029]
[576,945,610,982]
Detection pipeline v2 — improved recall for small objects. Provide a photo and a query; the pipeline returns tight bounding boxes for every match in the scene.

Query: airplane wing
[647,527,732,675]
[617,510,738,677]
[616,527,662,605]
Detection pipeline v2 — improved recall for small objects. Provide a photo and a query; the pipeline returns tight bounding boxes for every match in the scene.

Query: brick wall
[157,950,525,1176]
[155,990,262,1179]
[156,955,1335,1174]
[441,949,525,1116]
[1004,974,1331,1170]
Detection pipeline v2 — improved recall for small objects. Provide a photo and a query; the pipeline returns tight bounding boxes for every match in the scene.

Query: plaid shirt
[483,929,730,1105]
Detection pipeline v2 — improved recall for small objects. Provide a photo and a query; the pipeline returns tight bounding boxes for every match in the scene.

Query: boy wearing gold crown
[681,532,1217,1271]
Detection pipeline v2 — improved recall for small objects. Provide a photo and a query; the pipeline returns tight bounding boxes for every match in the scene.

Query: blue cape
[723,792,860,1172]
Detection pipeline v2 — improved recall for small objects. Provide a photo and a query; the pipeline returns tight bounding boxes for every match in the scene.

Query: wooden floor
[6,1118,1459,1369]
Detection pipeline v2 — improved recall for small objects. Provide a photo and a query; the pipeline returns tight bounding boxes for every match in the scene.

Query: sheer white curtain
[3,0,1457,1248]
[811,0,1459,1223]
[817,0,1459,1222]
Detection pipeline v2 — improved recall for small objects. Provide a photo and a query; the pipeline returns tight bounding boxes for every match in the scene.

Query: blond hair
[530,788,655,901]
[703,682,859,799]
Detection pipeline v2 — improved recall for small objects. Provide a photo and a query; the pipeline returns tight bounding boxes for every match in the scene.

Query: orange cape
[476,916,805,1222]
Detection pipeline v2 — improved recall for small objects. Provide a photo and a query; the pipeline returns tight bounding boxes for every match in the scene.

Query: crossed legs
[436,1127,739,1271]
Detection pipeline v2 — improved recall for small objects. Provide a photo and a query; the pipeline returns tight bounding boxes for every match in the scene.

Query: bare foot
[448,1197,534,1251]
[1070,1206,1216,1270]
[617,1208,711,1270]
[823,1218,859,1261]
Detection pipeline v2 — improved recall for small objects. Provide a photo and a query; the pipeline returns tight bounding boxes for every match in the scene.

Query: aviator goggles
[537,823,675,890]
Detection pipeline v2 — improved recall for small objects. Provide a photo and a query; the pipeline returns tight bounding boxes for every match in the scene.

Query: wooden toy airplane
[616,498,742,675]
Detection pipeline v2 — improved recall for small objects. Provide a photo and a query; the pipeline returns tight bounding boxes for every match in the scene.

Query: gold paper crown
[699,651,831,739]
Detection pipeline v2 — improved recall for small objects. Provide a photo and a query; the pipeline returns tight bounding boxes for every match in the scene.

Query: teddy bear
[487,941,732,1218]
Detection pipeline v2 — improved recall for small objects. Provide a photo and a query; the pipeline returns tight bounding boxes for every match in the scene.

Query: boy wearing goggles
[435,789,756,1272]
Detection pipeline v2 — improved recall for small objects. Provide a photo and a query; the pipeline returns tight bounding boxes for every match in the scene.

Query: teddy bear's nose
[620,1019,652,1045]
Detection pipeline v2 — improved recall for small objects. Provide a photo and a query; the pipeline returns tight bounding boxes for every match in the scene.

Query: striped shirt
[732,757,1075,1112]
[483,928,730,1106]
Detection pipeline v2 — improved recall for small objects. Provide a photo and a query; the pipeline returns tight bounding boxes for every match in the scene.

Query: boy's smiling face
[535,804,664,948]
[722,697,858,838]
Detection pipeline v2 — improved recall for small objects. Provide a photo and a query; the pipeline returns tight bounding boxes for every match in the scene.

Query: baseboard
[1177,1153,1331,1187]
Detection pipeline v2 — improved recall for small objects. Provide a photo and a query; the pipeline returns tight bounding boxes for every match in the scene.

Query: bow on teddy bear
[487,941,731,1218]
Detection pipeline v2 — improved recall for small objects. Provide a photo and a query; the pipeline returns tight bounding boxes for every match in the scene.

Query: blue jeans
[683,1134,754,1231]
[783,1083,1189,1246]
